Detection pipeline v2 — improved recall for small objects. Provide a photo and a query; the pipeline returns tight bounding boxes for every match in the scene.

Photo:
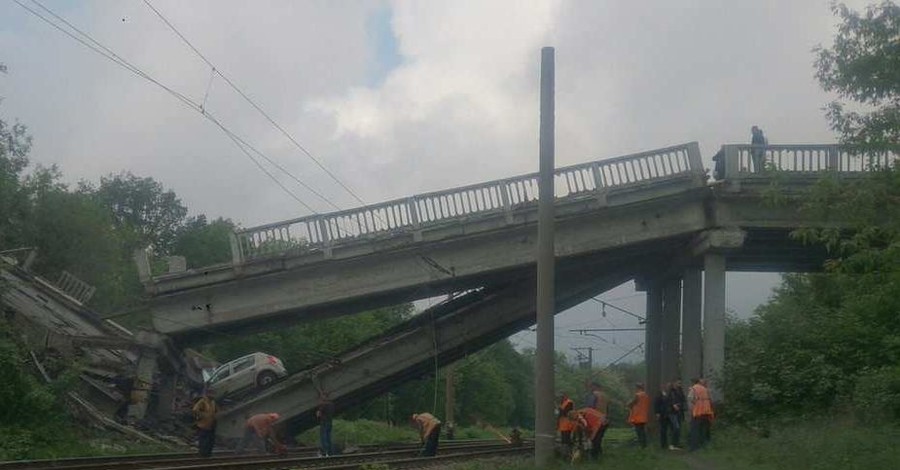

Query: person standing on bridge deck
[192,387,218,457]
[237,413,280,454]
[316,392,335,457]
[412,412,442,457]
[688,378,714,451]
[627,383,650,448]
[751,126,769,172]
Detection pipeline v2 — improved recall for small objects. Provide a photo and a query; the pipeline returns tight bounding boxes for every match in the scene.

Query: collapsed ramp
[215,244,679,440]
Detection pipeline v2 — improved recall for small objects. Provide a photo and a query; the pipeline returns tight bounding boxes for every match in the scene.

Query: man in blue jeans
[317,393,335,456]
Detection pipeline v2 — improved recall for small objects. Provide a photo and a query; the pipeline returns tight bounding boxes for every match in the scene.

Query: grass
[0,424,177,461]
[441,419,900,470]
[702,417,900,470]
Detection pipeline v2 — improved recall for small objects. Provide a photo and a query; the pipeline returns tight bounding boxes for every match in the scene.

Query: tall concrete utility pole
[534,46,556,466]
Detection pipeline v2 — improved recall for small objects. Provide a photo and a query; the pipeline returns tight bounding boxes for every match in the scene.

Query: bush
[852,366,900,424]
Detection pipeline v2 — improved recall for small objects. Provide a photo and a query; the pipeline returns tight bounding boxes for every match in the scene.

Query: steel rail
[1,441,518,470]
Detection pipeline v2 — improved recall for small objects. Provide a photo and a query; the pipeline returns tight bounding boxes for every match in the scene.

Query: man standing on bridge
[412,412,442,457]
[751,125,768,172]
[192,388,218,457]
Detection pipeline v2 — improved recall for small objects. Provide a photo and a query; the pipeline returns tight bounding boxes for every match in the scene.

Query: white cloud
[1,0,872,360]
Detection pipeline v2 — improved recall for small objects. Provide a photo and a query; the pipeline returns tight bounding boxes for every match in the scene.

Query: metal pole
[534,46,556,466]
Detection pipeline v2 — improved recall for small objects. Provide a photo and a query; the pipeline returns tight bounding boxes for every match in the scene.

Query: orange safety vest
[691,384,714,418]
[577,407,606,440]
[557,397,575,432]
[627,391,650,425]
[413,413,441,439]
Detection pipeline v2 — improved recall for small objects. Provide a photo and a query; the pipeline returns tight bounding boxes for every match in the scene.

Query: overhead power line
[15,0,329,213]
[143,0,367,209]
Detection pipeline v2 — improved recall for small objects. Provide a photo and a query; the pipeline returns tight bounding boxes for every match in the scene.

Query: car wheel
[257,371,278,389]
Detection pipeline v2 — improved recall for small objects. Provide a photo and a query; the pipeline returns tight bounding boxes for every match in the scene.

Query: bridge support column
[702,253,726,401]
[645,284,663,398]
[681,268,702,386]
[661,278,682,388]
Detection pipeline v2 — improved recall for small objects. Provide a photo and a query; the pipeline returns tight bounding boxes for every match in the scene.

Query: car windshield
[207,364,229,383]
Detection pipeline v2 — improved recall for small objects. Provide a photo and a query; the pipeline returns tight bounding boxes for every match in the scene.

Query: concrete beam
[691,228,746,256]
[681,268,702,385]
[645,284,662,398]
[702,253,726,401]
[661,278,681,386]
[150,193,709,340]
[215,259,641,439]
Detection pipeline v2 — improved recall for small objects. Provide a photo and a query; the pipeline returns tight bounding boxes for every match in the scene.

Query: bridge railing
[721,144,900,178]
[233,142,704,262]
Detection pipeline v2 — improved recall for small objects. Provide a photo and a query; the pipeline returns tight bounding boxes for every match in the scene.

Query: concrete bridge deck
[138,142,896,438]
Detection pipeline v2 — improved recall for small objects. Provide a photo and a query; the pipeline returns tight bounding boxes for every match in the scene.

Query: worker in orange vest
[627,383,651,448]
[412,412,442,457]
[688,378,715,451]
[236,413,282,454]
[557,393,575,449]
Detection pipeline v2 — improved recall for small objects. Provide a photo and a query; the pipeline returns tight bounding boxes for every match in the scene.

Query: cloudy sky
[1,0,865,364]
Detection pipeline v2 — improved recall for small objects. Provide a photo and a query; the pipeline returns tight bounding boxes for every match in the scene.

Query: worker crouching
[237,413,282,454]
[412,412,442,457]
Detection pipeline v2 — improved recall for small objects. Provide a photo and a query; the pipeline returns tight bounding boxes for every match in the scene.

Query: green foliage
[172,215,236,268]
[852,366,900,424]
[725,167,900,422]
[0,322,73,459]
[90,172,188,255]
[206,304,413,374]
[704,419,900,470]
[815,1,900,150]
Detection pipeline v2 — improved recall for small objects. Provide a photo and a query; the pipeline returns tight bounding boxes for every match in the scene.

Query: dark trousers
[422,424,441,457]
[236,427,267,454]
[751,150,766,172]
[319,420,333,456]
[659,417,670,448]
[589,424,608,460]
[634,423,647,448]
[661,414,681,448]
[560,430,572,445]
[197,428,215,457]
[689,416,712,451]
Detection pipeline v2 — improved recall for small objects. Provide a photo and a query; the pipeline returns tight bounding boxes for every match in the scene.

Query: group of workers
[189,387,336,457]
[190,387,444,458]
[557,378,715,459]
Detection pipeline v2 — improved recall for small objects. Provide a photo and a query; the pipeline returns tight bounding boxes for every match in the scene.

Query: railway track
[1,440,530,470]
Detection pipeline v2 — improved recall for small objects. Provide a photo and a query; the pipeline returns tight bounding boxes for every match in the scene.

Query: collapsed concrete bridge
[129,142,897,438]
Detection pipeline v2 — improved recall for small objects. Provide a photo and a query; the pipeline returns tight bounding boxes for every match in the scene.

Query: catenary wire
[17,0,325,213]
[143,0,367,209]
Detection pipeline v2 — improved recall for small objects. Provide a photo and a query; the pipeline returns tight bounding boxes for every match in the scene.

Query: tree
[815,1,900,150]
[172,216,236,268]
[90,172,188,254]
[0,118,32,248]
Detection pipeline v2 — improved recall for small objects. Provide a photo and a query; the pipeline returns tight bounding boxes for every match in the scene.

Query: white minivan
[205,352,287,397]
